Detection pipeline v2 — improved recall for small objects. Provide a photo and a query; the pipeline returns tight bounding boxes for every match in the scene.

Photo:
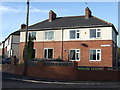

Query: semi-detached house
[1,31,20,59]
[19,7,118,67]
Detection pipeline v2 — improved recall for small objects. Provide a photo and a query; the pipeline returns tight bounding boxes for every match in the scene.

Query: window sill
[44,39,54,41]
[69,39,80,40]
[89,60,101,61]
[69,60,80,61]
[90,37,102,39]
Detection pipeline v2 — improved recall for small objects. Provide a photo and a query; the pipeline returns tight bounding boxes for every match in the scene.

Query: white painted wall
[13,35,20,43]
[20,32,26,42]
[12,44,19,58]
[112,28,117,44]
[20,27,115,43]
[3,35,20,58]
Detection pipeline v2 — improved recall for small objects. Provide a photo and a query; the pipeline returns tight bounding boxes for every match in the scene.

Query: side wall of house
[4,36,12,58]
[0,43,3,56]
[12,35,20,59]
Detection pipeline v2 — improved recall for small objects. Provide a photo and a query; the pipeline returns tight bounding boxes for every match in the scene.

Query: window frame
[70,30,80,40]
[44,48,54,59]
[90,29,101,38]
[69,49,80,61]
[44,31,54,41]
[28,31,36,40]
[89,49,101,61]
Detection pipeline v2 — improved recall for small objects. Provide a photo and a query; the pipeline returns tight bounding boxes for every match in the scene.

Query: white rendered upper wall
[20,27,117,43]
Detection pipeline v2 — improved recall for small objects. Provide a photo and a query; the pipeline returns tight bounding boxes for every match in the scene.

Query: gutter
[19,25,113,32]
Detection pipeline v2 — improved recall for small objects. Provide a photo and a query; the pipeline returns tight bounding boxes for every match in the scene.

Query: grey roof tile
[28,16,111,29]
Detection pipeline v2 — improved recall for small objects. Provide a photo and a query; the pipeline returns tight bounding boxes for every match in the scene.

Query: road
[2,72,120,90]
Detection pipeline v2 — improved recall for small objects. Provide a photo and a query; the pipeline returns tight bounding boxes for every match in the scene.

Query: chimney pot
[85,7,92,19]
[49,10,57,22]
[21,24,26,29]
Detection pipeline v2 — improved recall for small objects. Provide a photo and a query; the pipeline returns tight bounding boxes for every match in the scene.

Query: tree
[23,33,34,76]
[23,33,34,61]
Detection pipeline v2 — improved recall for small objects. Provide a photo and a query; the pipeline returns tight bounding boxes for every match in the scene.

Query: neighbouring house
[1,31,20,59]
[0,42,2,57]
[19,7,118,67]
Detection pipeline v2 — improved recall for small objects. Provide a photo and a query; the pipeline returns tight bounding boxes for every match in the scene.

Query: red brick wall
[19,43,25,63]
[78,70,119,81]
[19,40,113,67]
[2,64,120,81]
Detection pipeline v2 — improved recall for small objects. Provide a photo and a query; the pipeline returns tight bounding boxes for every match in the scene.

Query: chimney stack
[21,24,26,29]
[49,10,57,22]
[85,7,92,19]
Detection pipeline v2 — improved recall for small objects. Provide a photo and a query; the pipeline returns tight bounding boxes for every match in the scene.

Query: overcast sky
[0,2,119,45]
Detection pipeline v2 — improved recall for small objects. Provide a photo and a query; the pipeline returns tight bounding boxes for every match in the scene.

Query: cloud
[30,8,49,13]
[0,5,49,13]
[0,5,21,13]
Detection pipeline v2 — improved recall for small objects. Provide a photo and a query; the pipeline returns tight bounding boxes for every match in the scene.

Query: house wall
[20,27,113,42]
[0,43,3,56]
[19,40,113,67]
[2,35,20,58]
[12,35,20,58]
[112,28,117,44]
[4,36,12,58]
[19,27,116,67]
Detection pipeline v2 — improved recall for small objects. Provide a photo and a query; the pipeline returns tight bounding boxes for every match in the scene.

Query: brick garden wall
[2,62,120,81]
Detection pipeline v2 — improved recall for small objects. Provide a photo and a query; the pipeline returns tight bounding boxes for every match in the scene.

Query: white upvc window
[89,49,101,61]
[44,31,54,40]
[70,30,80,40]
[69,49,80,61]
[90,29,101,38]
[44,48,54,59]
[28,32,36,40]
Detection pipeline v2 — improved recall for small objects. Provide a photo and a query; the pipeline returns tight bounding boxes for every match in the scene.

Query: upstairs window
[45,31,54,40]
[70,30,80,39]
[29,32,36,40]
[90,29,101,38]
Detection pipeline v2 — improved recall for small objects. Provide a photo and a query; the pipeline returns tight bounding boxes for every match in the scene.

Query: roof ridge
[57,15,85,18]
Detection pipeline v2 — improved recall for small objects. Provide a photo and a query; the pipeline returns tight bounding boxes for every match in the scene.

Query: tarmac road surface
[2,72,120,90]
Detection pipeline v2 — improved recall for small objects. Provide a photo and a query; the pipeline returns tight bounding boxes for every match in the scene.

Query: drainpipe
[10,35,13,58]
[61,28,64,59]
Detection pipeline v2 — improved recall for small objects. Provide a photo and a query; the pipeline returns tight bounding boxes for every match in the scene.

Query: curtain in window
[48,49,53,58]
[90,29,96,38]
[45,32,48,40]
[70,50,75,60]
[48,31,54,40]
[90,50,96,60]
[44,49,47,58]
[70,30,75,39]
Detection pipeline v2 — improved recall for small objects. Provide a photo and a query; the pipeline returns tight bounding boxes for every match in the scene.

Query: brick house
[19,7,118,67]
[1,31,20,59]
